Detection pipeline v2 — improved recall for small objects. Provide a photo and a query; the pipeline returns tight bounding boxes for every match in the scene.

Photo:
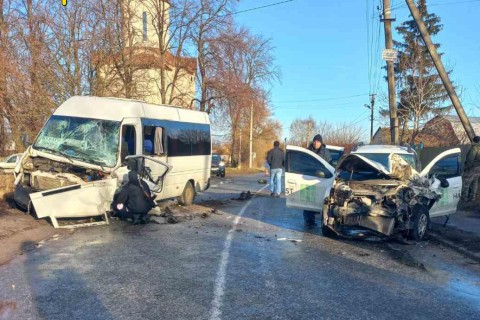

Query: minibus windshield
[34,115,120,167]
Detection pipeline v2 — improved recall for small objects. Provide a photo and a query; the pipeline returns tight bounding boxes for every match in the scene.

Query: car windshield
[212,154,221,161]
[356,153,416,170]
[34,115,121,167]
[329,150,344,167]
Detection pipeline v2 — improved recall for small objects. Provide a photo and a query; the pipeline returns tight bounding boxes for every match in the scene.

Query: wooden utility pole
[238,127,242,169]
[382,0,398,144]
[249,101,253,168]
[365,94,376,143]
[405,0,476,142]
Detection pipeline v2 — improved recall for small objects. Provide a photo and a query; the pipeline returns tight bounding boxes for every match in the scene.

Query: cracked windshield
[34,115,120,167]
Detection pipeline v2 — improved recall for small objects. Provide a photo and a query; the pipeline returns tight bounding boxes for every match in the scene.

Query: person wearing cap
[266,140,284,197]
[308,134,331,163]
[303,134,332,227]
[462,136,480,202]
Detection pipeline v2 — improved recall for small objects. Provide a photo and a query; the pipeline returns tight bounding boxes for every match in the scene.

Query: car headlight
[219,161,225,167]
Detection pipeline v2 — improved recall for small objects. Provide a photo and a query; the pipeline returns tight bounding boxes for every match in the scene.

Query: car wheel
[321,204,336,238]
[408,205,430,241]
[177,181,195,206]
[220,172,225,178]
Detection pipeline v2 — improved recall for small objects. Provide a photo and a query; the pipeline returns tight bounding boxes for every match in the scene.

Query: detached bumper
[339,214,395,236]
[326,206,396,236]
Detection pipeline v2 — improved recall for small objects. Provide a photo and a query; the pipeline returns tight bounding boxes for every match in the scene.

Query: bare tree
[289,116,321,147]
[209,27,279,165]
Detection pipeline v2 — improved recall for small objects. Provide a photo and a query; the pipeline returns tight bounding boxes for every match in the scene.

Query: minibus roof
[54,96,210,124]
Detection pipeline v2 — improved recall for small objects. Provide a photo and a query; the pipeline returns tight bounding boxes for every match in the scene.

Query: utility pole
[365,94,375,143]
[405,0,476,142]
[238,128,242,169]
[249,101,253,168]
[381,0,398,144]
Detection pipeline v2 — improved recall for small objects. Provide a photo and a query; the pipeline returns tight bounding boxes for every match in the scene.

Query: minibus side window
[143,125,165,156]
[121,125,136,162]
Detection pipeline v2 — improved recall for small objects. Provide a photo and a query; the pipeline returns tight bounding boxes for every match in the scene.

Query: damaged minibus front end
[13,115,122,228]
[322,153,442,240]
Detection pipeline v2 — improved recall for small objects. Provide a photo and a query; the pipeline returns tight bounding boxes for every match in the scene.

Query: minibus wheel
[178,181,195,206]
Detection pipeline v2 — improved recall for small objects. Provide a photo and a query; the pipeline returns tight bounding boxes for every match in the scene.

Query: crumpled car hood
[338,154,390,176]
[338,153,418,180]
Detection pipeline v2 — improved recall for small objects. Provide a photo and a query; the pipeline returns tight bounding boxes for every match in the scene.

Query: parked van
[14,96,211,227]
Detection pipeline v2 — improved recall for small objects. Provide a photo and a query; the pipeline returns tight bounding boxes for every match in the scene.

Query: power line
[279,104,362,110]
[227,0,295,16]
[272,93,369,104]
[392,0,480,11]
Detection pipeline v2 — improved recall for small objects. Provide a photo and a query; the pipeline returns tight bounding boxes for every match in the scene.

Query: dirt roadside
[0,201,68,266]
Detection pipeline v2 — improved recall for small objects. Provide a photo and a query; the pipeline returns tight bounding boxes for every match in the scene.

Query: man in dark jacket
[462,136,480,201]
[267,141,284,197]
[116,170,155,224]
[308,134,331,163]
[112,159,156,224]
[304,134,331,227]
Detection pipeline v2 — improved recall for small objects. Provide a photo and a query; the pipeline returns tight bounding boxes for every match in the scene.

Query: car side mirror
[315,171,326,178]
[439,177,449,188]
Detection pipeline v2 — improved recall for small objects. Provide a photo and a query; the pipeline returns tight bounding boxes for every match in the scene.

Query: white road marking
[209,185,269,320]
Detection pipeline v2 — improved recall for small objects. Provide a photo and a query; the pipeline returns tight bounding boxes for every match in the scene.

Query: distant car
[0,153,23,173]
[211,153,226,177]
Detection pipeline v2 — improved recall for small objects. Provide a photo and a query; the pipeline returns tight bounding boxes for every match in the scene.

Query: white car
[284,144,462,240]
[0,153,23,173]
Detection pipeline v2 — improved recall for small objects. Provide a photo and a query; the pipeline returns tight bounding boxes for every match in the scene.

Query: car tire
[220,172,225,178]
[177,181,195,206]
[408,205,430,241]
[321,204,336,238]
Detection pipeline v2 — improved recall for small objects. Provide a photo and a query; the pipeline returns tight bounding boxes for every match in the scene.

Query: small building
[94,0,196,108]
[416,115,480,147]
[372,127,414,145]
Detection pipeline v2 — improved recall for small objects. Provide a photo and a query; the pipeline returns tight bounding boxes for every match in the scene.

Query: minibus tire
[178,181,195,206]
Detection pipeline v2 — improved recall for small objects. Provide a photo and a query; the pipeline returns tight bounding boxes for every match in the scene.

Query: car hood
[338,153,418,180]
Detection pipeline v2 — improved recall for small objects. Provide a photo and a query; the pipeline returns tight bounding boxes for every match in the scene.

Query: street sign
[382,49,398,62]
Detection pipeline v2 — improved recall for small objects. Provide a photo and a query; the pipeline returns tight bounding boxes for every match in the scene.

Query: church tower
[124,0,171,49]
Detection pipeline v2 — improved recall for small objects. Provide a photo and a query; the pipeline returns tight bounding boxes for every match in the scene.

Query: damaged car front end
[13,115,121,228]
[322,153,442,240]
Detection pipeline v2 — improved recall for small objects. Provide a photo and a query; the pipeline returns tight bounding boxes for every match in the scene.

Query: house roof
[373,127,414,143]
[92,47,197,74]
[441,115,480,143]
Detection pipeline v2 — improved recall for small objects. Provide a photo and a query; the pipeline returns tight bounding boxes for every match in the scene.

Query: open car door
[420,148,462,218]
[126,155,172,193]
[284,146,335,212]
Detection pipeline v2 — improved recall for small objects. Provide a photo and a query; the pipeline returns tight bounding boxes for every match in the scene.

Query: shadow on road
[21,240,115,320]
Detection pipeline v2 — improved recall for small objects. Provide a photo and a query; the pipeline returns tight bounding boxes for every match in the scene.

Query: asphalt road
[1,173,479,320]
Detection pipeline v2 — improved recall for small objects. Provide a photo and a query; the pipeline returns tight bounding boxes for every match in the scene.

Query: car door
[126,155,172,193]
[284,146,335,212]
[420,148,462,217]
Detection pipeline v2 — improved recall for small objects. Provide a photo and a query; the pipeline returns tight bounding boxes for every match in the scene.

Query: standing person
[308,134,331,164]
[462,136,480,202]
[267,141,284,197]
[303,134,331,228]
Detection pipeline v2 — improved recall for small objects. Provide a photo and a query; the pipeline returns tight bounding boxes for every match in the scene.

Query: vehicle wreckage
[12,96,211,228]
[285,145,462,240]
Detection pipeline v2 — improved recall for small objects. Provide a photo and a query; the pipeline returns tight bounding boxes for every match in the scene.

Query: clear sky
[233,0,480,140]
